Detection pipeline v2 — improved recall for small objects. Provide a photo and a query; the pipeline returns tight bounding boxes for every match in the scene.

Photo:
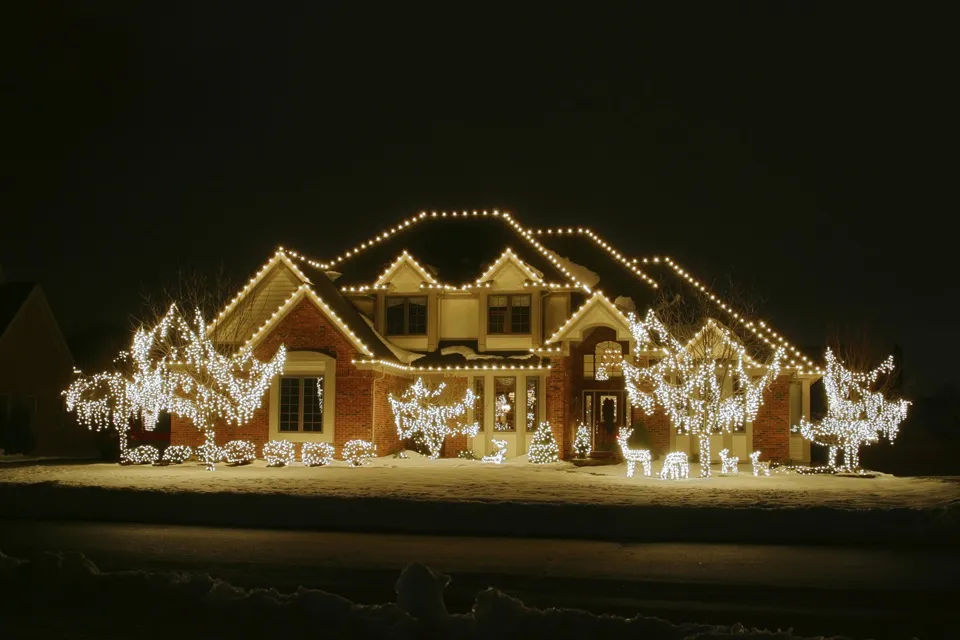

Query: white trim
[374,251,438,286]
[245,285,375,356]
[476,248,543,285]
[268,351,335,443]
[545,291,634,344]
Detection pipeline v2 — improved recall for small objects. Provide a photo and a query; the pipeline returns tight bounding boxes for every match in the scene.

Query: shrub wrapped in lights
[197,442,221,465]
[263,439,296,467]
[124,445,160,465]
[222,440,256,466]
[343,440,376,467]
[302,442,334,467]
[159,445,193,465]
[528,422,560,464]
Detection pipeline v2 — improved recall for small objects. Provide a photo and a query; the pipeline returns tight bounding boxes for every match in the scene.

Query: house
[0,279,95,457]
[171,210,821,463]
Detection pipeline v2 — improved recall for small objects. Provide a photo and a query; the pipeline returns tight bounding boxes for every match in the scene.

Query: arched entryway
[571,327,629,456]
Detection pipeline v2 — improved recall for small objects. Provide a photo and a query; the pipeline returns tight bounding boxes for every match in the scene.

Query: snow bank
[1,460,957,545]
[0,550,849,639]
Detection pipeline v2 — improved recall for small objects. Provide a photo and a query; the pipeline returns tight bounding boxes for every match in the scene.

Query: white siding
[215,263,303,344]
[440,298,479,339]
[544,294,569,338]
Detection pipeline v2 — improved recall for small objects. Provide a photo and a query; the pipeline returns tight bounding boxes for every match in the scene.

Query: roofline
[244,284,375,357]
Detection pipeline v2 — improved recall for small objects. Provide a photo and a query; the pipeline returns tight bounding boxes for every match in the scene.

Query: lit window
[526,377,539,432]
[494,377,516,431]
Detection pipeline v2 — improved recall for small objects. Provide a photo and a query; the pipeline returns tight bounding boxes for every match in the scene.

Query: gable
[211,253,309,344]
[0,286,74,390]
[545,292,633,345]
[373,251,437,292]
[477,249,543,290]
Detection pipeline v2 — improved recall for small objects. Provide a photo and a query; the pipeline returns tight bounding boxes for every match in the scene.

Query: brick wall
[546,356,572,457]
[170,297,405,460]
[753,375,790,462]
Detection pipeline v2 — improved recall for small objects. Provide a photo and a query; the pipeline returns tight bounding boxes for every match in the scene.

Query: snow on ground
[1,453,956,511]
[0,550,851,639]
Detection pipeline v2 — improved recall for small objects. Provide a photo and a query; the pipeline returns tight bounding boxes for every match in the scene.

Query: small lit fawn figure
[719,448,739,474]
[750,451,771,476]
[482,439,508,464]
[617,427,652,478]
[660,451,689,480]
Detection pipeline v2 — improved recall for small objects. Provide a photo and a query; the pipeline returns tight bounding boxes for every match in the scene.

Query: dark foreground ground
[0,520,956,639]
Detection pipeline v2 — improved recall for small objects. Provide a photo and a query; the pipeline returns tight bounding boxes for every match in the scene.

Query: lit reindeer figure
[660,451,689,480]
[750,451,771,476]
[719,448,739,474]
[482,439,508,464]
[617,427,652,478]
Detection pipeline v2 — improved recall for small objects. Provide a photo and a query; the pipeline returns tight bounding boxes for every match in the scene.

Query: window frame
[487,294,532,335]
[278,376,325,433]
[493,376,517,432]
[385,296,428,336]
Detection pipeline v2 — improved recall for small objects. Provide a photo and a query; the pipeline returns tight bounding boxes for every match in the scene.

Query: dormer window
[488,294,530,334]
[386,296,427,335]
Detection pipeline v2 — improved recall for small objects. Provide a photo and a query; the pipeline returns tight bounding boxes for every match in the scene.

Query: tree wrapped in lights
[63,313,178,463]
[573,423,592,459]
[623,309,784,477]
[528,422,560,464]
[145,305,285,470]
[793,348,910,471]
[65,303,285,471]
[389,378,478,459]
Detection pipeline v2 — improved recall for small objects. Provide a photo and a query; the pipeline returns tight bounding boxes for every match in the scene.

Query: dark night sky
[5,3,955,393]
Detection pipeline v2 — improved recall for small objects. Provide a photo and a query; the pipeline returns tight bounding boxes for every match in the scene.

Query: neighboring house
[171,211,821,462]
[0,280,95,457]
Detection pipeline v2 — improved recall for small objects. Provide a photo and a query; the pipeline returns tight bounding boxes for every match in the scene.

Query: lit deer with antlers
[719,448,739,474]
[617,427,652,478]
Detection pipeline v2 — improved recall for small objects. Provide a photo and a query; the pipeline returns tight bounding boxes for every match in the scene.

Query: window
[487,294,531,334]
[279,376,324,432]
[594,341,623,379]
[386,297,427,335]
[494,377,516,431]
[525,377,539,432]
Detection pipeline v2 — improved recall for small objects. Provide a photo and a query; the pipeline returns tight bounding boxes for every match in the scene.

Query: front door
[582,390,626,454]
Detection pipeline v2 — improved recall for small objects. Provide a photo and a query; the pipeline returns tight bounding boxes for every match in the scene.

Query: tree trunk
[699,434,711,478]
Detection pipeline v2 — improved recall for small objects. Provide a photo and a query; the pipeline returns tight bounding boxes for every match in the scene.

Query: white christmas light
[660,451,690,480]
[343,440,376,466]
[617,427,651,477]
[388,378,478,459]
[302,442,335,466]
[124,445,159,465]
[623,309,784,477]
[750,451,771,476]
[222,440,256,465]
[793,348,910,471]
[494,394,512,432]
[719,448,739,474]
[528,421,559,464]
[482,439,508,464]
[160,445,193,464]
[263,440,296,467]
[573,423,592,459]
[197,441,221,465]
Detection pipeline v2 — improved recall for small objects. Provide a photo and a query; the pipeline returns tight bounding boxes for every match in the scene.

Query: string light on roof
[352,359,550,373]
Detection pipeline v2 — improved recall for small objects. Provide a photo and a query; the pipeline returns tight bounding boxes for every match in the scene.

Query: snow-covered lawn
[1,453,956,511]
